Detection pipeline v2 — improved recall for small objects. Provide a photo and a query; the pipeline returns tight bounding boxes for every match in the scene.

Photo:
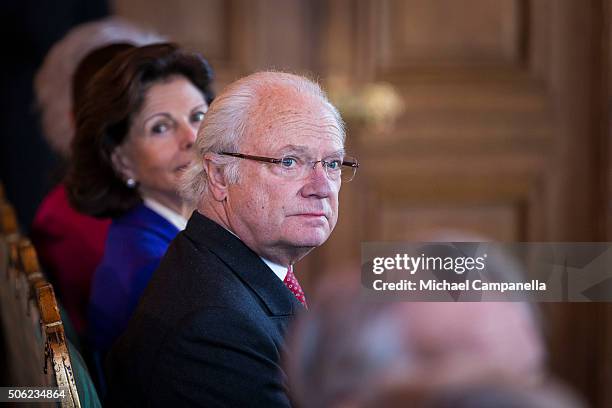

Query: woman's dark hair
[71,42,135,113]
[66,43,215,218]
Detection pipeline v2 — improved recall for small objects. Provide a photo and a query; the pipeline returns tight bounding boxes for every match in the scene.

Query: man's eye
[281,157,298,168]
[191,111,205,123]
[326,160,342,170]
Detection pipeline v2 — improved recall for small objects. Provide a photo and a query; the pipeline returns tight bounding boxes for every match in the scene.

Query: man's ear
[110,146,136,182]
[203,153,229,202]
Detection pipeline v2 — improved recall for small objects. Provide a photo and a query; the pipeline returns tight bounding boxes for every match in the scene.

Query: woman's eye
[151,122,170,134]
[281,157,298,168]
[191,111,205,123]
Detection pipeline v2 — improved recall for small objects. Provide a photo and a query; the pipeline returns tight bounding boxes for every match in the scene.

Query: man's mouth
[292,212,328,220]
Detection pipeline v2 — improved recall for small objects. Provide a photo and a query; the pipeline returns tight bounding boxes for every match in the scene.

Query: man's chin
[287,230,331,249]
[294,240,326,249]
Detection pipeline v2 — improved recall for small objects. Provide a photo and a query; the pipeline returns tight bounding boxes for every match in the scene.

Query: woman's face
[112,75,207,208]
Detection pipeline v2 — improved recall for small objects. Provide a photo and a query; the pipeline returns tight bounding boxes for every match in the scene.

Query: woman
[66,43,214,355]
[32,18,163,335]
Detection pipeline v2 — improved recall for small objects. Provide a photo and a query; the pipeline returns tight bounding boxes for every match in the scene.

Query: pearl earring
[126,178,137,188]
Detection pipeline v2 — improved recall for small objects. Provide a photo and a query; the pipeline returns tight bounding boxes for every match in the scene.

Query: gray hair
[180,71,345,204]
[34,17,164,157]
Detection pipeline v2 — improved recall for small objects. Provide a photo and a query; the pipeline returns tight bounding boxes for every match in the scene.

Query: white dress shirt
[260,258,288,281]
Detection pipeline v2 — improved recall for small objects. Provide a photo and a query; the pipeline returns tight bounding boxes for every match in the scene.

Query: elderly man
[106,71,357,407]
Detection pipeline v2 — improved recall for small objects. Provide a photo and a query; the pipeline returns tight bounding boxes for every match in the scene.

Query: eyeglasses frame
[218,152,359,181]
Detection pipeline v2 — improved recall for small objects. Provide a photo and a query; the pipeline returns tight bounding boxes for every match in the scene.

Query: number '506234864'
[7,388,66,400]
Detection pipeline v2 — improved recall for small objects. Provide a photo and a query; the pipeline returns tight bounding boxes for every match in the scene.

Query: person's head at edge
[66,43,215,219]
[285,280,548,408]
[181,72,348,267]
[35,17,164,158]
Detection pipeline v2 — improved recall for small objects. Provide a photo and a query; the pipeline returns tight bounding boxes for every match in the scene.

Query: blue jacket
[88,203,179,355]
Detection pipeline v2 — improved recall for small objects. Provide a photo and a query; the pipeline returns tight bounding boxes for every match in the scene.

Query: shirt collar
[260,258,288,281]
[143,197,188,231]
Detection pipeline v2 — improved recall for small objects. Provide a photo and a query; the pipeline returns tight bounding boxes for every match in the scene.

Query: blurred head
[361,381,585,408]
[182,72,347,266]
[35,17,164,157]
[66,43,215,218]
[285,282,546,408]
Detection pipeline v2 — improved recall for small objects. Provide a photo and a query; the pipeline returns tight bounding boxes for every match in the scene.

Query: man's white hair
[34,17,164,157]
[180,71,346,204]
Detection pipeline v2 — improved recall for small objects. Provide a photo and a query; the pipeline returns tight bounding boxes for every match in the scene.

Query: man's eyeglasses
[219,152,359,182]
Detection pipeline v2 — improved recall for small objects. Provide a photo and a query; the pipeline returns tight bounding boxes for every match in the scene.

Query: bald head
[181,71,345,204]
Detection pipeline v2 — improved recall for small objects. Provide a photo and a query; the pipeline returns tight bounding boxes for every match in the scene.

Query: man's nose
[301,163,333,198]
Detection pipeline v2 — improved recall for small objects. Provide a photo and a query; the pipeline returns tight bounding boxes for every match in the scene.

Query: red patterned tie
[283,265,307,308]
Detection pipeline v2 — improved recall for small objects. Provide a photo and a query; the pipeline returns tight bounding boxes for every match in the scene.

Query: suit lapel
[184,211,303,316]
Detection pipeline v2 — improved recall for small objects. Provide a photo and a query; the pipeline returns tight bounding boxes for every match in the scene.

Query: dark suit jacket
[106,211,304,407]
